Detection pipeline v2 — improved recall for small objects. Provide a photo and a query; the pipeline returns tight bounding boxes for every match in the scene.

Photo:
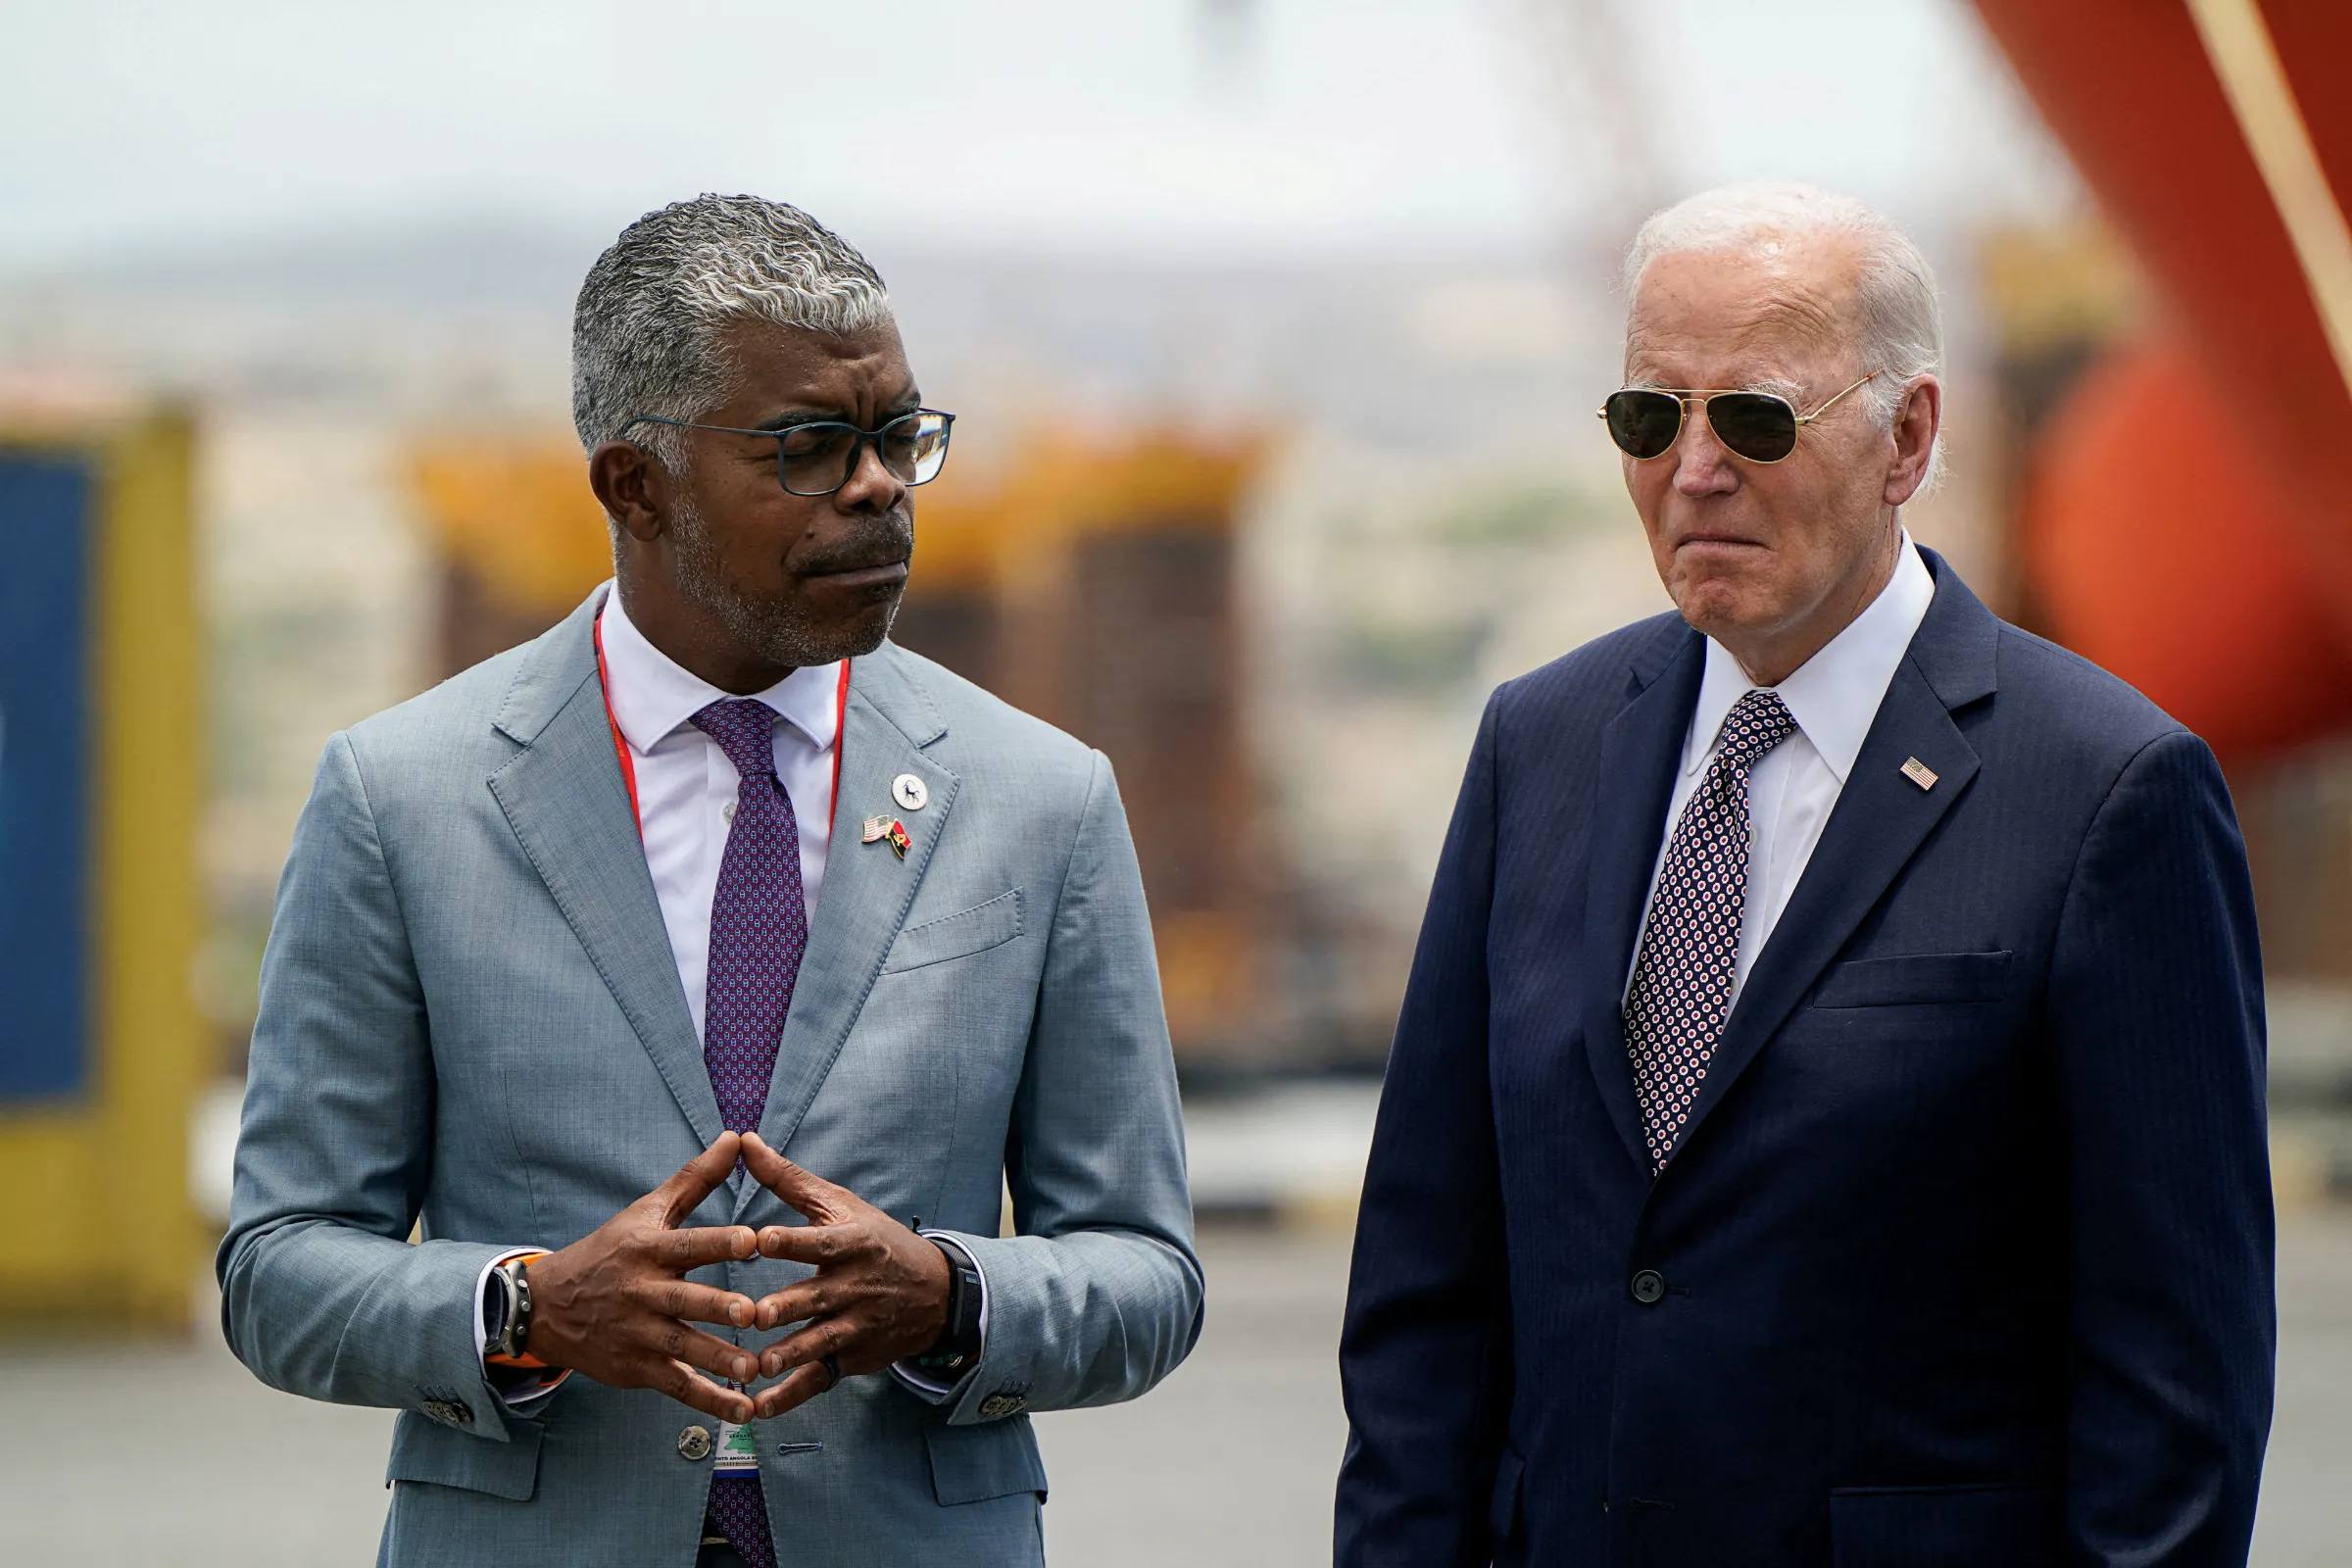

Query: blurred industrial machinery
[1972,0,2352,767]
[1969,0,2352,1193]
[892,428,1273,1057]
[412,436,613,680]
[1962,2,2352,976]
[0,397,205,1328]
[1509,0,1677,251]
[410,423,1288,1063]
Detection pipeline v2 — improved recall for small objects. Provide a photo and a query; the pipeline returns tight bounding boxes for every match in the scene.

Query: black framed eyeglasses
[1597,372,1881,465]
[623,408,956,496]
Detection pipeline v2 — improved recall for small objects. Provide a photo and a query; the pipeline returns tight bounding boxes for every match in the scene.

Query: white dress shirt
[597,585,843,1039]
[1628,533,1936,1003]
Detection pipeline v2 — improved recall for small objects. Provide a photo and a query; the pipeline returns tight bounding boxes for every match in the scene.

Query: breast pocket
[1810,950,2013,1008]
[883,889,1024,975]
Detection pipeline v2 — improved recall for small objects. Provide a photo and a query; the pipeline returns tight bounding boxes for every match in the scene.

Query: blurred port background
[4,0,2352,1561]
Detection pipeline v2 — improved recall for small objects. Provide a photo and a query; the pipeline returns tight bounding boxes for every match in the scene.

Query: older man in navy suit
[1336,183,2274,1568]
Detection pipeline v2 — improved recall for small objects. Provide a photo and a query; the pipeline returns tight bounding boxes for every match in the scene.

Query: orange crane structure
[1971,0,2352,766]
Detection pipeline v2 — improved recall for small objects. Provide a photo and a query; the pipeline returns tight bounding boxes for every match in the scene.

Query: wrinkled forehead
[720,316,912,393]
[1623,237,1864,389]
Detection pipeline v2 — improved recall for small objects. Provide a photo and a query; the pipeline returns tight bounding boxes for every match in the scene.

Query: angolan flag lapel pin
[862,814,911,859]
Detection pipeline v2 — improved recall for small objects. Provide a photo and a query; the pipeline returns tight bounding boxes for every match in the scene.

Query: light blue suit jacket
[220,588,1202,1566]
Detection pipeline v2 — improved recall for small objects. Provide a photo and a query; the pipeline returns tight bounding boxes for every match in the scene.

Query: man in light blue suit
[220,194,1202,1567]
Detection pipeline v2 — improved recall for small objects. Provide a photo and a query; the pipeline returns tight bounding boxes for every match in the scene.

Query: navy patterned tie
[1623,688,1798,1172]
[690,697,806,1568]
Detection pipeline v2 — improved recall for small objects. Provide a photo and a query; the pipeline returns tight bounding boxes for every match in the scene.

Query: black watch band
[481,1264,510,1347]
[484,1254,538,1362]
[910,1239,983,1376]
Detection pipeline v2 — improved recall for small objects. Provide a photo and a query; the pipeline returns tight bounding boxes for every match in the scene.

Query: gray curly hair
[571,194,893,467]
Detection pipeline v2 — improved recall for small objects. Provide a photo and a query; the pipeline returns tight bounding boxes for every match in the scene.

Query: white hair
[571,194,893,469]
[1622,181,1944,486]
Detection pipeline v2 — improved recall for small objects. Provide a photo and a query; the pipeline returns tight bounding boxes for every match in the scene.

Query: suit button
[678,1425,713,1461]
[1629,1269,1666,1305]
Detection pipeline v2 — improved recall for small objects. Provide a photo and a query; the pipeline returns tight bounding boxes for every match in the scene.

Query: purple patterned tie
[1623,688,1797,1172]
[690,697,806,1568]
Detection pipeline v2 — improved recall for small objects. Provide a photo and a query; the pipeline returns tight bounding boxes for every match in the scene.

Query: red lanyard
[592,608,850,839]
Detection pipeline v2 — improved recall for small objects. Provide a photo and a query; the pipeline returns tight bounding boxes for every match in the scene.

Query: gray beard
[667,493,899,669]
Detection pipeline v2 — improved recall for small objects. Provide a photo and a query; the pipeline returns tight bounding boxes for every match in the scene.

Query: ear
[588,439,670,543]
[1884,376,1942,507]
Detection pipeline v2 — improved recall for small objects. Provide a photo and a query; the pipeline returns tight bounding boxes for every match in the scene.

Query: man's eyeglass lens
[1602,389,1802,465]
[775,411,953,495]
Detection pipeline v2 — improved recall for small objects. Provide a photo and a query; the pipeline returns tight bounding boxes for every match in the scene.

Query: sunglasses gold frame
[1596,370,1884,464]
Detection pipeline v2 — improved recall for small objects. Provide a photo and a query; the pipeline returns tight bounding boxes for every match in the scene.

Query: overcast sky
[0,0,2074,268]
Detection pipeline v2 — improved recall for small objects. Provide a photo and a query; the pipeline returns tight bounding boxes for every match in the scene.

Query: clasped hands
[520,1131,952,1425]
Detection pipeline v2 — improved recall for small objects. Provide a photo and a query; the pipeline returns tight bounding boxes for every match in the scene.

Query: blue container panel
[0,453,91,1102]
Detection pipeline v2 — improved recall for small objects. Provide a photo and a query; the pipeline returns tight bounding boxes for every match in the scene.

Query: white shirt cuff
[891,1232,990,1396]
[473,1247,570,1408]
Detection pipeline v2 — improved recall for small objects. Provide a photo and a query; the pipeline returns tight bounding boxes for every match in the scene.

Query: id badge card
[714,1384,759,1475]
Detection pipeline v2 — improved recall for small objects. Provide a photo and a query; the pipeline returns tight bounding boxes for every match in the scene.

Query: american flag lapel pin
[863,813,910,858]
[1900,757,1938,791]
[860,813,893,844]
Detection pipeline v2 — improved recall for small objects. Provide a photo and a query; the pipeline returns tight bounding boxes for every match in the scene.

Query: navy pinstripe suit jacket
[1337,552,2274,1568]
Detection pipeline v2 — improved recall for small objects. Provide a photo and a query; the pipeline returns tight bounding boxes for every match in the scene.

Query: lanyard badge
[713,1391,760,1475]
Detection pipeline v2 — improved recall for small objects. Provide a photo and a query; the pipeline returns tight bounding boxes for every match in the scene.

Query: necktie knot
[690,698,779,785]
[1714,688,1797,773]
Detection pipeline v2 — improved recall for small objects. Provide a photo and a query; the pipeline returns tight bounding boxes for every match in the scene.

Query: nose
[1671,399,1740,499]
[834,432,908,514]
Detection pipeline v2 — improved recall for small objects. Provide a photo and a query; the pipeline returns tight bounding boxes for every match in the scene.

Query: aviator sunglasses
[1598,371,1881,465]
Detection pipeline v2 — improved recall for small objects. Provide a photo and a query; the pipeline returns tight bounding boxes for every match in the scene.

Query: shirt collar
[596,582,844,758]
[1682,532,1936,785]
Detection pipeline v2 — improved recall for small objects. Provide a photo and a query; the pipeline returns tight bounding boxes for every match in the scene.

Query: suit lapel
[744,643,956,1211]
[485,591,726,1151]
[1669,553,1998,1161]
[1579,622,1707,1175]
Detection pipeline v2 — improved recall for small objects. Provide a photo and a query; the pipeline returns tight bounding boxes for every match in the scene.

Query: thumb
[655,1131,743,1226]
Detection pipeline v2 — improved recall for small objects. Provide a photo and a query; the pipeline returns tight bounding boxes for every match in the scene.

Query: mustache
[797,510,914,575]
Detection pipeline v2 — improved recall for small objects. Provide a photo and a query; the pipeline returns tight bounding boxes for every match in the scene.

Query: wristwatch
[908,1240,984,1379]
[482,1253,544,1365]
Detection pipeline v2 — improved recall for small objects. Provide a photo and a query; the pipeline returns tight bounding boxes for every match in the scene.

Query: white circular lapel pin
[892,773,929,811]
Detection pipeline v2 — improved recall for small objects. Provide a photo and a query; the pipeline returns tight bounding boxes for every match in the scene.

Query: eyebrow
[1623,374,1806,399]
[751,392,924,433]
